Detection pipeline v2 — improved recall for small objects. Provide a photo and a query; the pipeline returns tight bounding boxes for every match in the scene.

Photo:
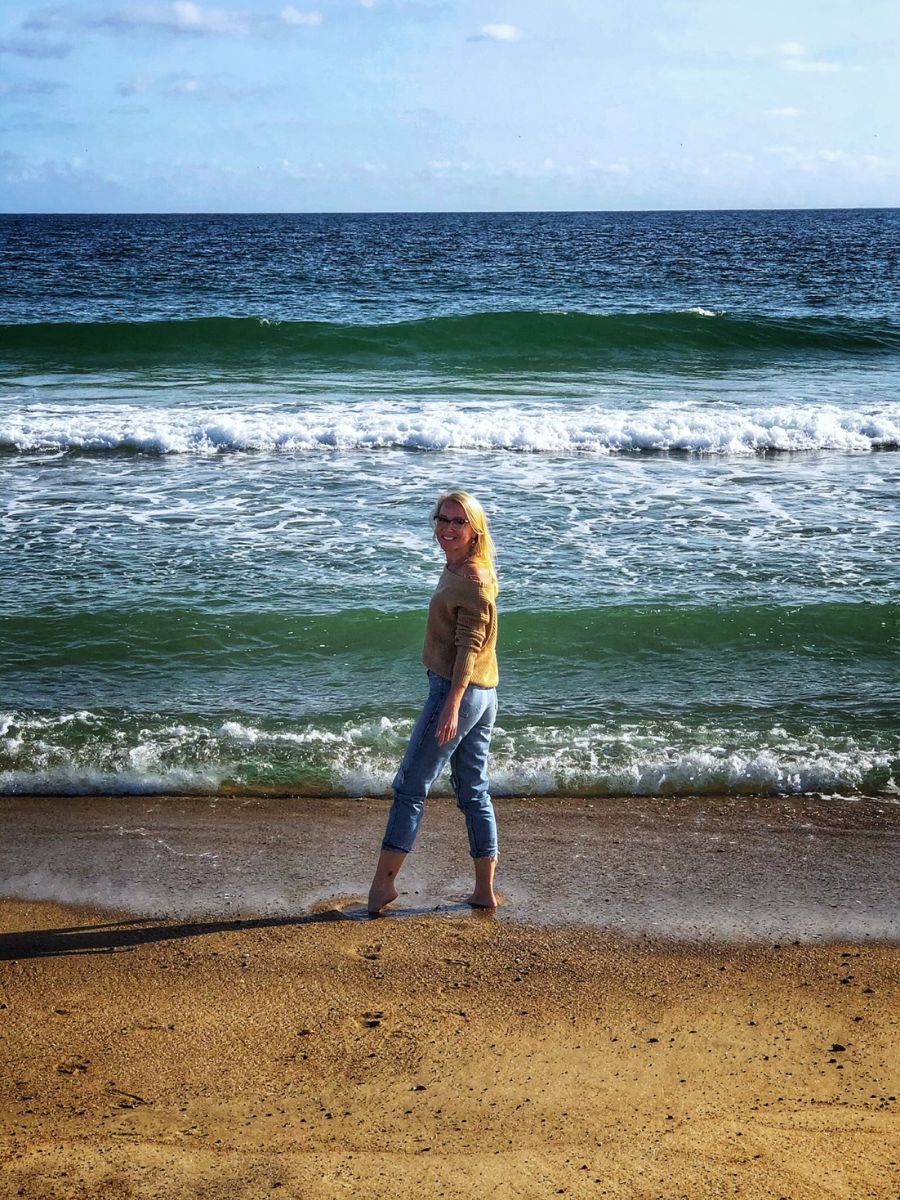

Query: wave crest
[3,309,899,370]
[2,403,897,457]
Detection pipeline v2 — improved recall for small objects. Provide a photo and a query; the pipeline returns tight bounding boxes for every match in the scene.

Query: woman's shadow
[0,898,485,960]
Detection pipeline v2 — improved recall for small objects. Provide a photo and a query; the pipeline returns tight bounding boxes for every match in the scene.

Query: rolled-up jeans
[382,670,498,858]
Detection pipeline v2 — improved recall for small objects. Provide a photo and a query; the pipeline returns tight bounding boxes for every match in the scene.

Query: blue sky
[1,0,898,211]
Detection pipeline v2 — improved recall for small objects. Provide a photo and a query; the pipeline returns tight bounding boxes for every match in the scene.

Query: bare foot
[367,848,406,915]
[367,883,398,915]
[469,855,497,909]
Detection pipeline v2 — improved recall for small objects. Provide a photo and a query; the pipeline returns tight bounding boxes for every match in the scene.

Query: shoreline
[0,791,897,942]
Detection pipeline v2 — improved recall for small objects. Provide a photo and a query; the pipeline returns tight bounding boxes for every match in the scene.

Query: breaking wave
[2,403,898,456]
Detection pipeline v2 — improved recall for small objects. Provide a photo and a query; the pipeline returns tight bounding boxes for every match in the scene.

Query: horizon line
[1,204,898,218]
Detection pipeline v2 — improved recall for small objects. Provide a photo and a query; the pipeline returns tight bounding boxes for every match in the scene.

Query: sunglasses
[434,515,470,528]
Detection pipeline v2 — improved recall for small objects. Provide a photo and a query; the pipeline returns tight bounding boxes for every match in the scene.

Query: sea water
[1,210,898,798]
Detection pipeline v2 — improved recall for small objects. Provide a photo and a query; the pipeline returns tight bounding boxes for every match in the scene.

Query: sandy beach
[1,793,898,1198]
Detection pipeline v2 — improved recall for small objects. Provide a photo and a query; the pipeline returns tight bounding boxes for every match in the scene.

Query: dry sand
[1,900,898,1199]
[1,793,898,1197]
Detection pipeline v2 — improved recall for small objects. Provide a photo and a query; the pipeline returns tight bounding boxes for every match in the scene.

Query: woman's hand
[436,693,463,746]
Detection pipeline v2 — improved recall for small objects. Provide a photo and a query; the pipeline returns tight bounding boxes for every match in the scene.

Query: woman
[367,490,500,914]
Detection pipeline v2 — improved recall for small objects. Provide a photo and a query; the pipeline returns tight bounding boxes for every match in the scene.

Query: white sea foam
[0,767,223,795]
[1,745,893,798]
[1,403,898,456]
[2,712,895,797]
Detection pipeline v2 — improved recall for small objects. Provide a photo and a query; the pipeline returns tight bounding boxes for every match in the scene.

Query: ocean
[1,209,898,799]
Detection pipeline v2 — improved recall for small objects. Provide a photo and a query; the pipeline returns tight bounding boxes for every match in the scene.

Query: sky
[1,0,898,212]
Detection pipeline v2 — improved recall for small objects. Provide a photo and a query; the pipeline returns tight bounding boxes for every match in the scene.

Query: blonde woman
[368,491,500,914]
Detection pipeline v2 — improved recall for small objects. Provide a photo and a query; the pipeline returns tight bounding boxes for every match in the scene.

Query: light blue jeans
[382,670,498,858]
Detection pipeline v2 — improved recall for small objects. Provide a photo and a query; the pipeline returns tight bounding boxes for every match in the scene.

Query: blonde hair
[432,490,498,590]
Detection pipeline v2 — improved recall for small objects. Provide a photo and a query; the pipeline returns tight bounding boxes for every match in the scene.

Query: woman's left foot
[466,891,497,909]
[367,849,406,915]
[367,883,398,915]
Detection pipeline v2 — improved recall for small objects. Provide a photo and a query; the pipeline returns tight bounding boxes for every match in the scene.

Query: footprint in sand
[311,896,370,920]
[359,942,382,961]
[57,1058,89,1075]
[361,1011,385,1028]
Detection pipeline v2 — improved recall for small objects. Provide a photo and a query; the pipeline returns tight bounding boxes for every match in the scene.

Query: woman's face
[435,499,476,557]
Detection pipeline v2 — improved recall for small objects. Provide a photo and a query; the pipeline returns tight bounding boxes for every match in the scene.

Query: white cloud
[471,23,523,42]
[425,159,474,178]
[25,3,252,37]
[280,158,324,179]
[766,107,800,117]
[164,2,245,33]
[861,154,900,174]
[0,149,121,189]
[169,75,201,93]
[20,0,417,39]
[422,157,639,186]
[281,6,322,26]
[587,160,631,176]
[776,41,840,72]
[118,70,271,100]
[784,58,840,73]
[766,146,899,176]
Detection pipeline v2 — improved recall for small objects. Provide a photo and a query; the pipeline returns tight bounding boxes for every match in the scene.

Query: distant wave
[2,310,900,372]
[2,402,897,456]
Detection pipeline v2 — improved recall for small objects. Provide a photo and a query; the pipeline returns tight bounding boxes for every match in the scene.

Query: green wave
[2,602,896,670]
[2,310,899,372]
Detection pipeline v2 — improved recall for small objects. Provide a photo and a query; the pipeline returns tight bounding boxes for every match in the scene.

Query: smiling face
[434,498,476,560]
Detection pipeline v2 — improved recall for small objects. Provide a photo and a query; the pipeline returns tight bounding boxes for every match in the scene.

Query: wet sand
[1,793,898,1198]
[0,792,898,939]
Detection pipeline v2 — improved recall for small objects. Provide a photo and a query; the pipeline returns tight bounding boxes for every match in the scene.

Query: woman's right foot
[469,855,497,910]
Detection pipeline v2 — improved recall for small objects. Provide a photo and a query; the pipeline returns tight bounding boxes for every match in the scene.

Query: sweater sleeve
[451,592,492,689]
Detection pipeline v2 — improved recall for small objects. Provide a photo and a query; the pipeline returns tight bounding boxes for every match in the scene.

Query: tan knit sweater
[421,567,499,689]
